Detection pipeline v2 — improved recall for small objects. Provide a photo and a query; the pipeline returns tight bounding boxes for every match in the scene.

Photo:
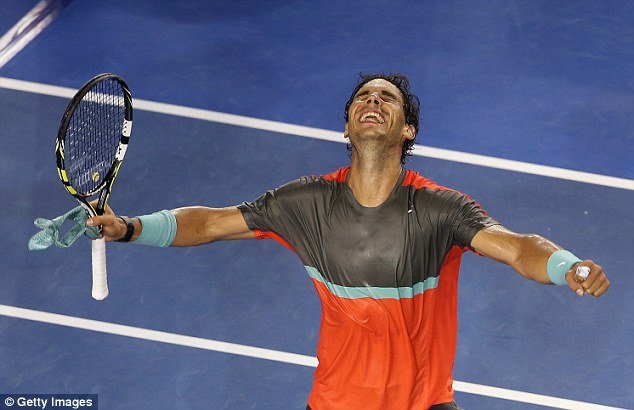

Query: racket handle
[91,238,109,300]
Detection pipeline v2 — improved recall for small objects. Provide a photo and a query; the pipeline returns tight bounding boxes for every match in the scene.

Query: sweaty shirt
[238,167,497,410]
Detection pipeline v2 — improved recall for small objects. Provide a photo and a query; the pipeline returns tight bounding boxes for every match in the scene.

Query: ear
[344,123,349,139]
[402,125,415,141]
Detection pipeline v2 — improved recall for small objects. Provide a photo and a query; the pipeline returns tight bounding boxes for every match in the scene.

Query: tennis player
[89,73,610,410]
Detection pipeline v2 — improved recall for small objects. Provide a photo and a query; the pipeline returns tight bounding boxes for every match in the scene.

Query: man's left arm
[470,225,610,297]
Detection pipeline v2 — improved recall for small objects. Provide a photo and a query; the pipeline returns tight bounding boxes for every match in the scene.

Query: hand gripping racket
[55,73,133,300]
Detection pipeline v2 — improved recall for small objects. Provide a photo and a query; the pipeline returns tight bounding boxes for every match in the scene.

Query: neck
[347,146,403,207]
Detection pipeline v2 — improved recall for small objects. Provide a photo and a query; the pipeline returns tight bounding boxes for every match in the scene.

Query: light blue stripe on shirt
[305,266,439,300]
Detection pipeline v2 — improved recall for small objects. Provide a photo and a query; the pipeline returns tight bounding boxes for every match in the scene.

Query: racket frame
[55,73,133,218]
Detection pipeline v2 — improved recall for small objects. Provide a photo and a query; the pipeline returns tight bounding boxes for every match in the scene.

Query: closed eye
[354,90,400,104]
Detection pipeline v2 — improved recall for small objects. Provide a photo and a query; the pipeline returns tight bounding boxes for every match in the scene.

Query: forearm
[472,225,559,284]
[472,225,610,297]
[510,234,560,284]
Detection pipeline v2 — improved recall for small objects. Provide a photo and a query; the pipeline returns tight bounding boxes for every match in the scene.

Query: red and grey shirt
[238,167,497,410]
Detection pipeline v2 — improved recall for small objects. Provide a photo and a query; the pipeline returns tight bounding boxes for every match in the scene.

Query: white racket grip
[91,237,109,300]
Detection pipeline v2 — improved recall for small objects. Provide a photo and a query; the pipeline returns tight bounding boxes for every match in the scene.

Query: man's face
[345,79,414,145]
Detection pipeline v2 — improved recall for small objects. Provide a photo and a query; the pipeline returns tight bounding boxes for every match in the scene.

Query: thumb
[566,268,585,296]
[87,215,107,227]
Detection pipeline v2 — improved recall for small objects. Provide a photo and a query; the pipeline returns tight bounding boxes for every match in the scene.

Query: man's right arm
[171,206,254,245]
[88,206,255,246]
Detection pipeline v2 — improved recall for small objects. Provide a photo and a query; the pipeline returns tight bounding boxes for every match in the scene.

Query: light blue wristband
[134,210,177,247]
[546,250,582,286]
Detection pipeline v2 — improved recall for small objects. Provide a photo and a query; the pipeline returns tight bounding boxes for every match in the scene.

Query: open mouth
[359,110,385,124]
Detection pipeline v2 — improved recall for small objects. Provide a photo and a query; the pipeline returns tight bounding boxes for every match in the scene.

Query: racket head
[55,73,133,216]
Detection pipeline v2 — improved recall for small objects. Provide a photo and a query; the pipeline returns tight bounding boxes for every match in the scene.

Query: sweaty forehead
[356,79,403,100]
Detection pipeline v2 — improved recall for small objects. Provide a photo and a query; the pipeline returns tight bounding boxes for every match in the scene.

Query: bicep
[470,224,522,266]
[172,206,254,246]
[209,206,255,241]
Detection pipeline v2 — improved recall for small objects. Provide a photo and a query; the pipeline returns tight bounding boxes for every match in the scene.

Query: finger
[586,274,609,296]
[87,214,117,231]
[589,279,611,297]
[88,200,115,216]
[566,270,586,296]
[86,215,104,227]
[579,262,602,291]
[88,215,125,242]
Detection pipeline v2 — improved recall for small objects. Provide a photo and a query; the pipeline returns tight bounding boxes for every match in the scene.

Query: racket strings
[65,79,125,196]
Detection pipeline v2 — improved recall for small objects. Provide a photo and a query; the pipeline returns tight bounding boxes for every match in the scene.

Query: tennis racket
[55,73,133,300]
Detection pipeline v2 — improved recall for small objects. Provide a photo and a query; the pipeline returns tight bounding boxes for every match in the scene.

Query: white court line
[0,304,626,410]
[0,0,66,69]
[1,76,633,191]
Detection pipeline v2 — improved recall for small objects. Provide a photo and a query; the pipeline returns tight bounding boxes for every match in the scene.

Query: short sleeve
[447,192,498,249]
[237,177,316,244]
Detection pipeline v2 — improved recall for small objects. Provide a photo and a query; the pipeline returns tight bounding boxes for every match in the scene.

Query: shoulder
[402,169,459,193]
[403,169,464,200]
[403,169,483,210]
[267,168,347,199]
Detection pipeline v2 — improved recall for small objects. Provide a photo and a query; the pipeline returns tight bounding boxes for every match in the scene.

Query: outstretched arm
[87,205,254,246]
[471,225,610,297]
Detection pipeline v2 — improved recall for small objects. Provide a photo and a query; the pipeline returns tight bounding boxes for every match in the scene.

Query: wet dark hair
[344,73,420,164]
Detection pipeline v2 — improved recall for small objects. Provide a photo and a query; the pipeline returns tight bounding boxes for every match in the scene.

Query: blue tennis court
[1,1,632,409]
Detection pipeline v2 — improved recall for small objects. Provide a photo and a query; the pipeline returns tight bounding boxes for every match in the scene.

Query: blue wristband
[134,210,177,247]
[546,250,582,286]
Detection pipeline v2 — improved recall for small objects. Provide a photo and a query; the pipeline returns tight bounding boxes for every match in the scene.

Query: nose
[365,92,381,105]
